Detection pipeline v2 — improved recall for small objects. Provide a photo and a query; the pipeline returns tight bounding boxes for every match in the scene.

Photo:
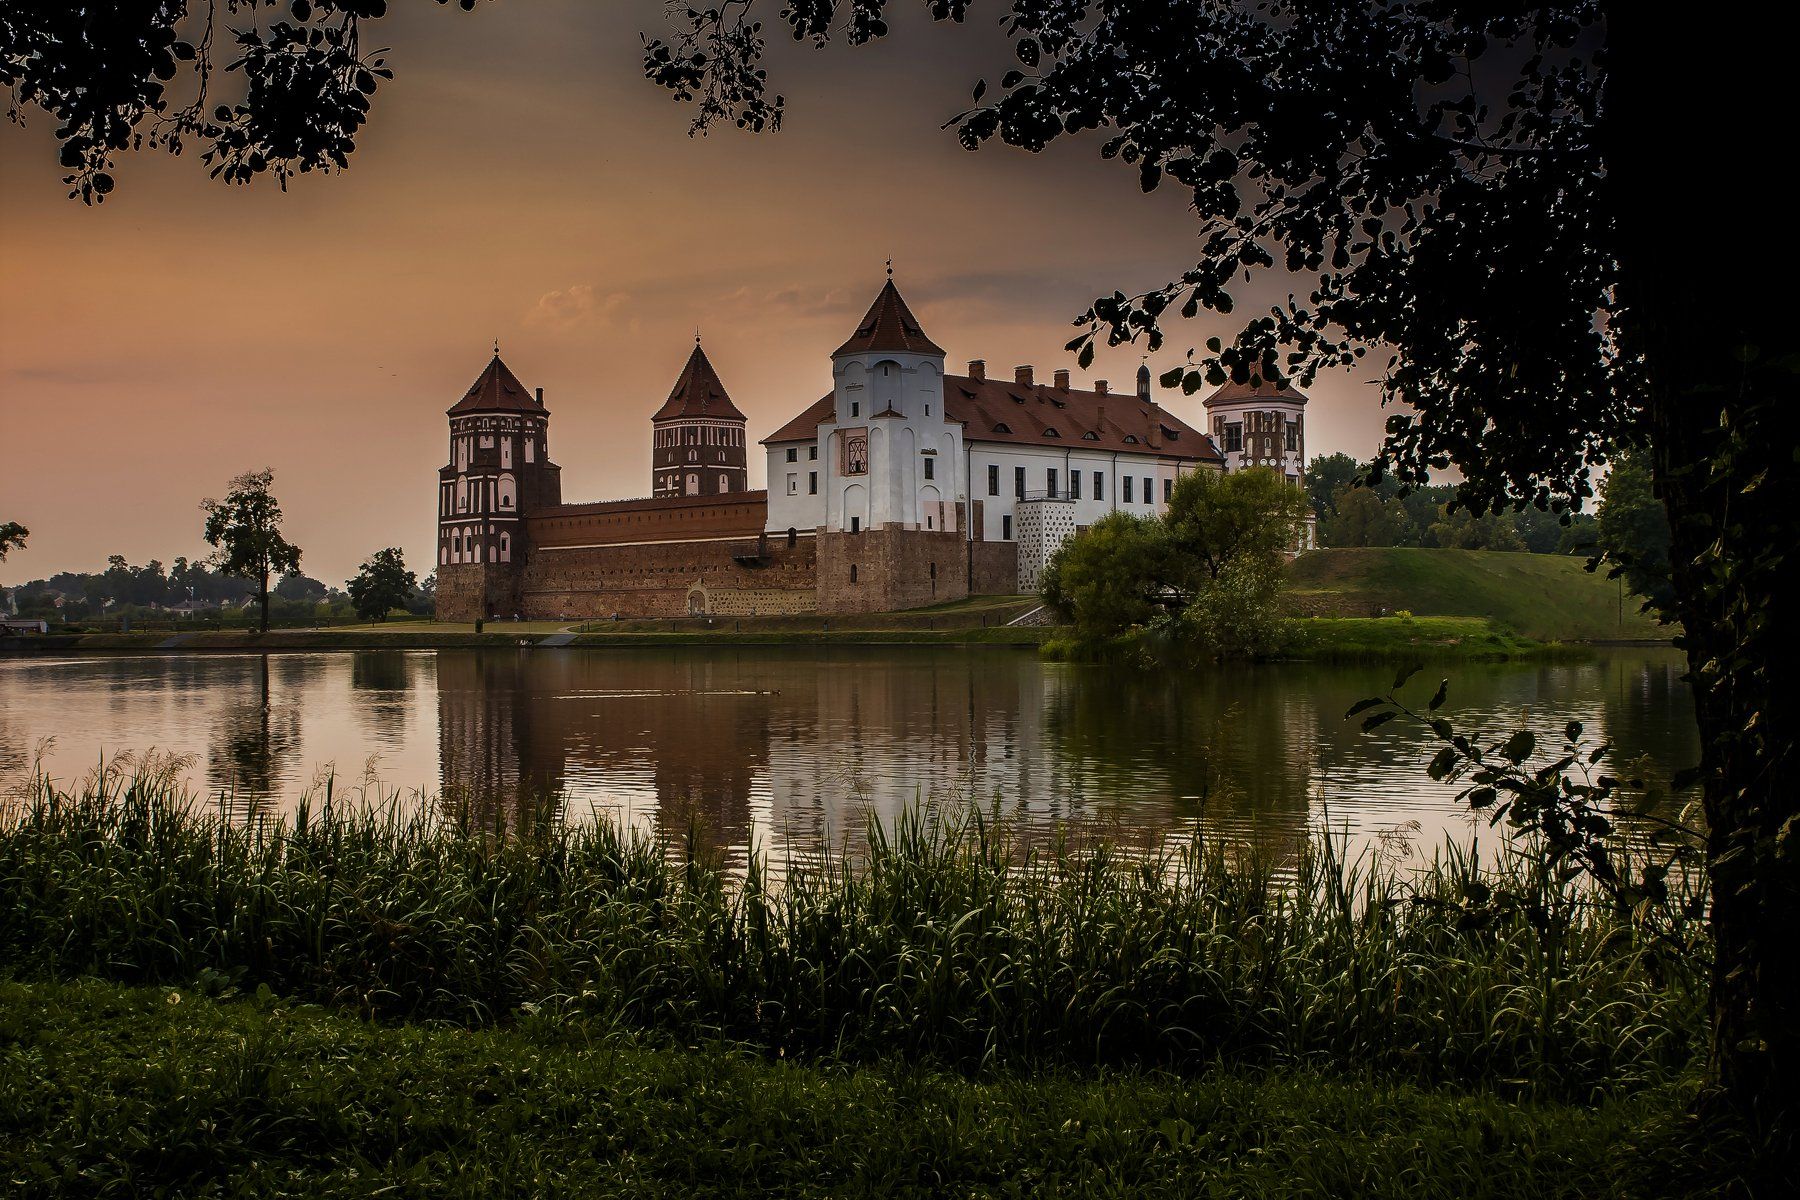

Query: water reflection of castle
[432,649,1328,865]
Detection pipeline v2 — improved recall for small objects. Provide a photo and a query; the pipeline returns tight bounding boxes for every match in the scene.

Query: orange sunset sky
[0,1,1392,586]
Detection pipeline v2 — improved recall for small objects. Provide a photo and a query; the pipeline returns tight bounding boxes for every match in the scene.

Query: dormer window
[1124,435,1140,444]
[1043,427,1060,438]
[1082,431,1100,441]
[993,422,1012,434]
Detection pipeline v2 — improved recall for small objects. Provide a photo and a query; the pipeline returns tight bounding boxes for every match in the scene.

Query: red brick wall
[816,526,970,614]
[517,535,816,619]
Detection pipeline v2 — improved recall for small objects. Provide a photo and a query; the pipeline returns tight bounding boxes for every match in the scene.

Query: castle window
[851,517,861,534]
[1164,478,1173,502]
[1143,477,1152,504]
[809,472,818,495]
[1286,422,1299,451]
[1047,467,1058,495]
[787,474,798,495]
[851,402,860,417]
[787,528,798,548]
[993,422,1011,434]
[923,457,934,481]
[1124,435,1139,444]
[525,439,535,464]
[988,464,999,496]
[718,474,729,493]
[809,446,818,460]
[1082,431,1099,440]
[1124,476,1134,503]
[1014,466,1026,499]
[1043,427,1060,438]
[1071,471,1082,500]
[1224,423,1243,452]
[850,565,858,583]
[787,447,798,462]
[1002,515,1012,540]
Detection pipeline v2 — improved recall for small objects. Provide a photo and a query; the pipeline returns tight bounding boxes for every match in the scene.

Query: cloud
[525,285,637,331]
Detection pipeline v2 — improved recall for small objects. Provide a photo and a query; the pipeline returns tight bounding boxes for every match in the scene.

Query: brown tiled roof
[447,354,545,416]
[1202,375,1309,407]
[652,343,747,423]
[537,490,768,518]
[763,375,1223,462]
[832,280,945,357]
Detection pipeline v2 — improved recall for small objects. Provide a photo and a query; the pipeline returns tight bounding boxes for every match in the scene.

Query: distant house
[1,617,49,635]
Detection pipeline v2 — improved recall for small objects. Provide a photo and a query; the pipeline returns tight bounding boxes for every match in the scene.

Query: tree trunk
[1608,6,1799,1141]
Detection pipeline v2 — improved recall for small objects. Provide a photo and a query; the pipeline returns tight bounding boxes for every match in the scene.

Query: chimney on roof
[1015,365,1034,386]
[1053,369,1071,389]
[535,387,544,405]
[968,359,986,380]
[1095,379,1108,396]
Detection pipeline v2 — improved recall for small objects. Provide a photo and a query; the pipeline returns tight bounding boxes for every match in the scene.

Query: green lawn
[0,980,1743,1200]
[1287,548,1668,641]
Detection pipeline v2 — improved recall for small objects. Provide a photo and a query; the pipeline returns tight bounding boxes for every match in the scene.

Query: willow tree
[645,0,1796,1129]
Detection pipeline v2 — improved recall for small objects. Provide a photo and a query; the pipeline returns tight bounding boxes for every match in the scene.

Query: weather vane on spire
[885,258,893,279]
[493,337,500,357]
[695,326,702,346]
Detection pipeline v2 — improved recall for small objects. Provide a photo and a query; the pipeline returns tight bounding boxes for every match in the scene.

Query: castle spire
[833,276,943,358]
[652,341,747,422]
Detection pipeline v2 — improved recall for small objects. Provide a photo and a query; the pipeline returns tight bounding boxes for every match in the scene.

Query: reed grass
[0,768,1705,1098]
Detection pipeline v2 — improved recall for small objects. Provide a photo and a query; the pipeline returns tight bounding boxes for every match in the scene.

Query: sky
[0,1,1394,587]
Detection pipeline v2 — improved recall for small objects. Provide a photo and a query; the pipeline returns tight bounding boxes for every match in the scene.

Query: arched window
[718,473,729,492]
[686,473,699,493]
[786,527,797,548]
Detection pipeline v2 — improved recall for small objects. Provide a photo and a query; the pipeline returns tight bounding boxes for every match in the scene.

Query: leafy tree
[1163,466,1310,580]
[1514,506,1594,556]
[1595,451,1675,616]
[1183,554,1285,660]
[1320,485,1414,548]
[1040,512,1174,640]
[1303,453,1360,523]
[1429,505,1526,552]
[0,522,26,561]
[275,570,328,603]
[201,469,301,633]
[641,3,1795,1125]
[407,570,437,617]
[0,1,487,203]
[346,547,416,622]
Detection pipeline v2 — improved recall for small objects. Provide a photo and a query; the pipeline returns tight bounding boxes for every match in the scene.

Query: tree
[0,522,28,561]
[641,4,1795,1127]
[275,570,328,603]
[1320,485,1414,548]
[1594,451,1675,616]
[1303,453,1360,523]
[0,2,489,203]
[1163,466,1310,580]
[1183,554,1284,660]
[346,547,416,622]
[1429,505,1526,552]
[1039,512,1174,640]
[201,469,301,633]
[407,570,437,617]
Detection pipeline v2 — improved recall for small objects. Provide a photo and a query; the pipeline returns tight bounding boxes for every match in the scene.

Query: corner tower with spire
[652,339,750,498]
[436,351,561,621]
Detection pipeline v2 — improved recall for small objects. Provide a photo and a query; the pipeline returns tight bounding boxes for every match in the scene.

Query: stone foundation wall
[436,562,521,622]
[517,534,816,619]
[969,540,1019,596]
[815,525,969,614]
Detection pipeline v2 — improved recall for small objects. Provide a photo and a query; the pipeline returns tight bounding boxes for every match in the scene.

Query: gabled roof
[447,354,545,416]
[762,375,1223,463]
[832,279,945,358]
[652,343,747,423]
[1201,372,1309,408]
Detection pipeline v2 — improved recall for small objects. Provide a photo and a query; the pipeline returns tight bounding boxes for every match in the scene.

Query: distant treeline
[4,555,432,624]
[1304,453,1599,554]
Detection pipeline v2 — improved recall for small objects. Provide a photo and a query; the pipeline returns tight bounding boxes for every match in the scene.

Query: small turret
[1137,361,1152,403]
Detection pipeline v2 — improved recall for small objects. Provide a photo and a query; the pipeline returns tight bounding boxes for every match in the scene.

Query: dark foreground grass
[0,979,1750,1200]
[0,775,1704,1098]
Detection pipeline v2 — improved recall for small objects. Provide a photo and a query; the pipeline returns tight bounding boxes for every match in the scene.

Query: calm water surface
[0,646,1696,867]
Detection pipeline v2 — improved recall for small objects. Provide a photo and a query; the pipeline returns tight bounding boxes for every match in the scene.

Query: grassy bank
[1280,614,1582,662]
[1286,548,1667,641]
[0,978,1745,1200]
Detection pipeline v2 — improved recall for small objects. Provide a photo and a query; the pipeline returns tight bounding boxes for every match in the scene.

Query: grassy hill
[1286,548,1668,642]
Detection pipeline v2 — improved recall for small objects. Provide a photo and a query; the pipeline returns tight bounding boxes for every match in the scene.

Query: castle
[435,277,1311,621]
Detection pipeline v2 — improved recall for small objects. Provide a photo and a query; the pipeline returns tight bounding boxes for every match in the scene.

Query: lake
[0,646,1696,869]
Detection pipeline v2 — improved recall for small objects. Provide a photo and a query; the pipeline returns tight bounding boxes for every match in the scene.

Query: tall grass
[0,769,1705,1097]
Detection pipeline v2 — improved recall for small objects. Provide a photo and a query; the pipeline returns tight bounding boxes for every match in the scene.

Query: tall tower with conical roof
[652,340,749,498]
[435,352,561,621]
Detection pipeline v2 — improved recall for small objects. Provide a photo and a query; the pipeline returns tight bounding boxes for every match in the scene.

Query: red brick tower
[435,353,561,621]
[652,339,749,498]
